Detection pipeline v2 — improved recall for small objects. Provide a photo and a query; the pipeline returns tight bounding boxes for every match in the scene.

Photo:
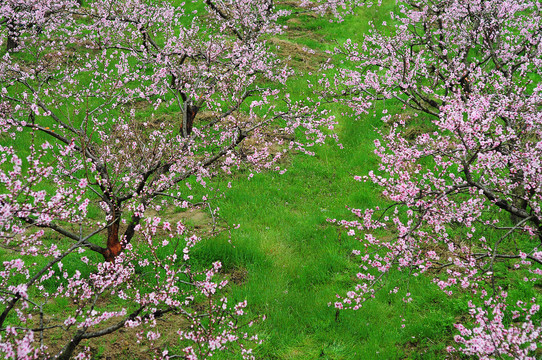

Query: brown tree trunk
[181,103,199,137]
[103,219,122,262]
[6,21,18,52]
[510,169,528,225]
[56,330,85,360]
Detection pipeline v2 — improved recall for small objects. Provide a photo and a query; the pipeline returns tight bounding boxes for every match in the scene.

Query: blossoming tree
[327,0,542,358]
[0,0,335,358]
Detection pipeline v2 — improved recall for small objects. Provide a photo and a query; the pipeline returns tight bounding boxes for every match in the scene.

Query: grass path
[190,5,465,359]
[194,109,460,359]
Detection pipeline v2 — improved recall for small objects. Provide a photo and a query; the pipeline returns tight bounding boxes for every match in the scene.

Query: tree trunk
[56,330,85,360]
[510,169,528,225]
[181,103,199,137]
[6,21,18,52]
[103,219,122,262]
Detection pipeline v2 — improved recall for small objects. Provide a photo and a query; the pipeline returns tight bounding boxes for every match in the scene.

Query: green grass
[191,105,463,358]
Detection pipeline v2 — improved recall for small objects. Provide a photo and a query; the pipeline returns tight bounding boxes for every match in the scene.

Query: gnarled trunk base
[103,221,122,262]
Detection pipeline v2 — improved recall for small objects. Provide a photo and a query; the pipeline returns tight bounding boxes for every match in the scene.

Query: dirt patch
[268,37,328,73]
[174,209,212,231]
[42,50,77,68]
[384,112,435,141]
[277,0,304,7]
[145,206,214,234]
[276,0,320,17]
[227,267,249,285]
[124,99,152,111]
[40,310,190,359]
